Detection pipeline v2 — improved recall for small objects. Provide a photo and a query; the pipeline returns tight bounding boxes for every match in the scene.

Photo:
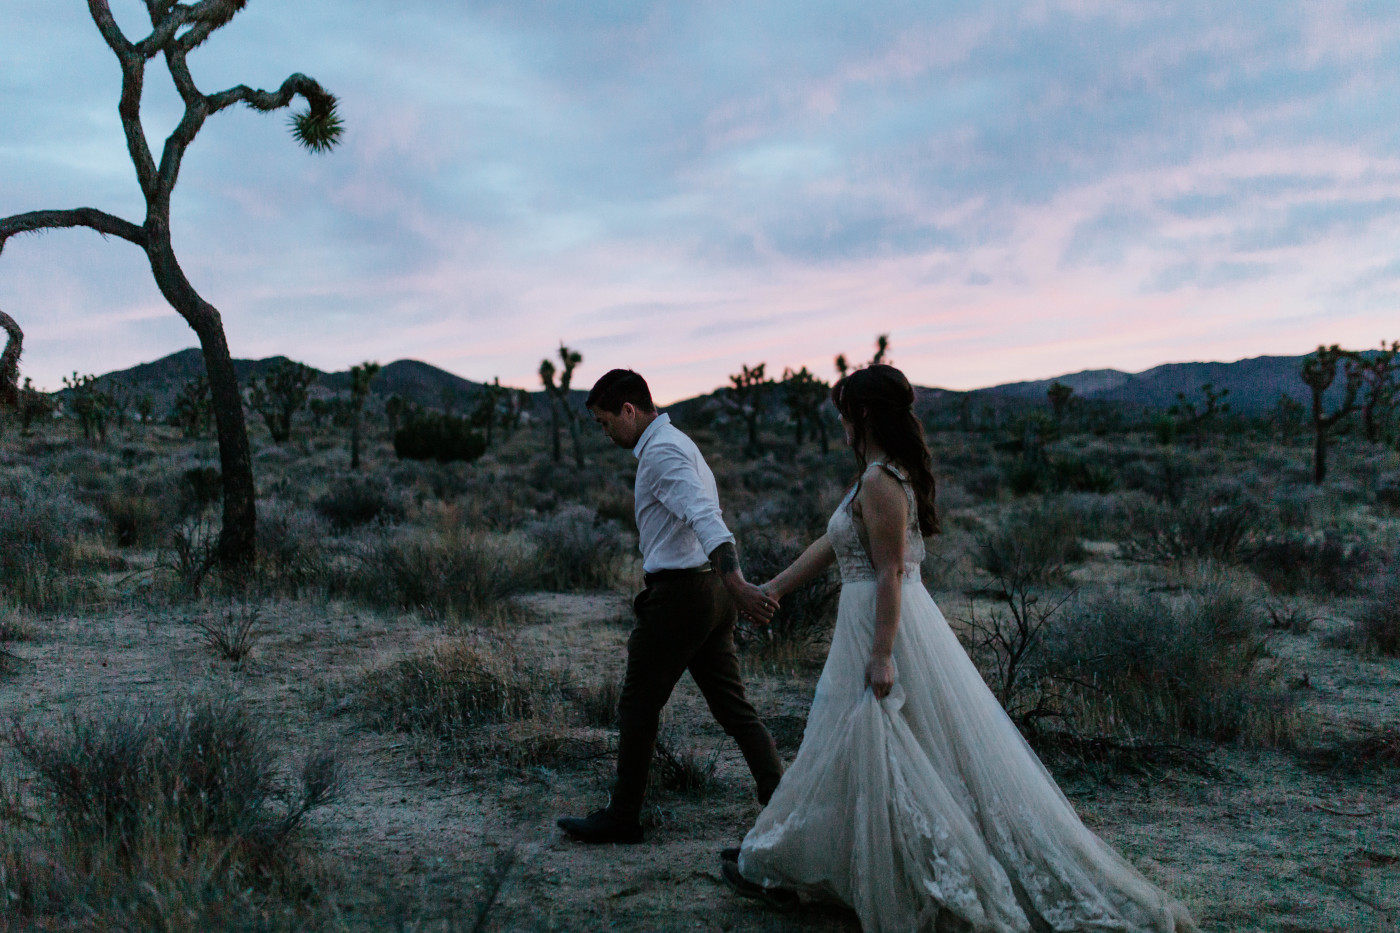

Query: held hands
[865,654,895,699]
[731,579,779,625]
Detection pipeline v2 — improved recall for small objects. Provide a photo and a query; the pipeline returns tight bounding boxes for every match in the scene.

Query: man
[557,369,784,844]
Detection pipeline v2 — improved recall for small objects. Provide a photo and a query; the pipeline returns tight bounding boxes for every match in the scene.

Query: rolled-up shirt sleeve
[647,445,735,558]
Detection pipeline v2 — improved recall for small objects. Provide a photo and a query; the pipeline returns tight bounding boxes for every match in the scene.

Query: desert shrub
[527,505,626,591]
[98,488,163,547]
[255,499,330,597]
[1376,471,1400,510]
[1303,724,1400,773]
[963,466,1002,502]
[1353,576,1400,655]
[1119,499,1260,564]
[359,638,557,737]
[4,698,341,930]
[1249,533,1375,595]
[195,604,262,666]
[976,501,1086,587]
[0,474,101,609]
[1042,588,1301,746]
[732,531,840,657]
[180,465,223,514]
[357,638,586,773]
[394,413,486,464]
[314,474,406,531]
[8,697,340,859]
[340,527,530,618]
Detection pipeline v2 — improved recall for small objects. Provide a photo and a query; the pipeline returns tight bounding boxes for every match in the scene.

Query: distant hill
[78,347,1343,420]
[969,355,1320,415]
[83,350,574,419]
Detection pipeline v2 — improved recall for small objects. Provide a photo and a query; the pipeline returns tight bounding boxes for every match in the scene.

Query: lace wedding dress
[737,464,1196,933]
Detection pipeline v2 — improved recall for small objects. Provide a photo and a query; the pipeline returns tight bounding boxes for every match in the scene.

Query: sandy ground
[2,582,1397,932]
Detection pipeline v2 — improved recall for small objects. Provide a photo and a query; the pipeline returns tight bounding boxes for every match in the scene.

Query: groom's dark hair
[586,369,656,414]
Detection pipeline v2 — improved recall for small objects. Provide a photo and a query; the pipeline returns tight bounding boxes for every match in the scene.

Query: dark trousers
[608,570,784,822]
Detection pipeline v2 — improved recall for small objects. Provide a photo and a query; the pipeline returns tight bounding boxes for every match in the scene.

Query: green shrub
[254,499,330,597]
[98,488,163,547]
[394,414,486,464]
[1355,576,1400,655]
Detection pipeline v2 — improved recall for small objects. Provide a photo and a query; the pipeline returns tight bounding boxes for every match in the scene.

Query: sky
[2,1,1399,402]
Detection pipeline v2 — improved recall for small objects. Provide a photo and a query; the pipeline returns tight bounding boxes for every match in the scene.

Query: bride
[721,365,1196,933]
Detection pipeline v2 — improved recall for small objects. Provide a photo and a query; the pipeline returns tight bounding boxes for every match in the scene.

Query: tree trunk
[1313,420,1328,484]
[816,413,829,455]
[549,395,562,464]
[566,412,584,469]
[148,241,256,569]
[351,413,362,469]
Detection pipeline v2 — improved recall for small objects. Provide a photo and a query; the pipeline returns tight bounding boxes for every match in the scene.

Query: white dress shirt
[632,413,736,573]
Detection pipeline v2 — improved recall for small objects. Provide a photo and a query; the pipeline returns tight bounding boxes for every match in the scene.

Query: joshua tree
[471,377,510,448]
[835,333,891,381]
[249,359,318,443]
[540,344,584,467]
[1300,345,1363,484]
[1168,382,1230,449]
[781,366,830,452]
[62,372,113,442]
[0,310,21,409]
[727,363,772,454]
[0,1,344,568]
[170,375,213,438]
[1357,340,1399,444]
[1046,381,1073,423]
[348,361,381,470]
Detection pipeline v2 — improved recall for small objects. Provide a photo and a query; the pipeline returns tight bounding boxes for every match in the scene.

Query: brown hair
[832,364,939,536]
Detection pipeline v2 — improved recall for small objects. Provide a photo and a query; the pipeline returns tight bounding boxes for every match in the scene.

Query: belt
[643,562,713,586]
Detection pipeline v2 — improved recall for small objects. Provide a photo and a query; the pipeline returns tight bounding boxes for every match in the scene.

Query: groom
[557,369,785,844]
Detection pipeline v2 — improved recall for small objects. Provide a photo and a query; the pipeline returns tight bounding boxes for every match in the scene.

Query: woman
[722,365,1196,933]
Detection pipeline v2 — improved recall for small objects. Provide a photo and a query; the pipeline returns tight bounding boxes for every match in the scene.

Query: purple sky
[3,1,1399,402]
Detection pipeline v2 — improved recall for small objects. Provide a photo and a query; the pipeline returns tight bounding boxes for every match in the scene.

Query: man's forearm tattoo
[710,542,740,576]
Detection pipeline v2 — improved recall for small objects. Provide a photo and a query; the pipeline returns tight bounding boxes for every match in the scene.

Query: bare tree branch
[0,310,21,408]
[0,209,147,258]
[207,73,337,116]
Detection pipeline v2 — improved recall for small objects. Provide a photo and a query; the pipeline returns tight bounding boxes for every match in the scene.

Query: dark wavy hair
[832,364,939,536]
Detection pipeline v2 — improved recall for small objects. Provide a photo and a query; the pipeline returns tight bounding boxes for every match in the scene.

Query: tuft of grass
[651,729,722,797]
[0,474,101,609]
[195,603,262,666]
[1354,577,1400,656]
[568,678,621,728]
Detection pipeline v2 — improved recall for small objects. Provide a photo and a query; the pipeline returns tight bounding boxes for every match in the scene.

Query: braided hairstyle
[832,364,939,536]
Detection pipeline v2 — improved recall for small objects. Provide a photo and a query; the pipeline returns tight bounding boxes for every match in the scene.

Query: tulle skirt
[738,579,1196,933]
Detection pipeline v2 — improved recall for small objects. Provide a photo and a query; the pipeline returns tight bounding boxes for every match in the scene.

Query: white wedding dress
[737,464,1196,933]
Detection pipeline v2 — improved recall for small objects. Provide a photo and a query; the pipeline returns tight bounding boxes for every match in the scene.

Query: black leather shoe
[556,807,643,844]
[721,858,798,911]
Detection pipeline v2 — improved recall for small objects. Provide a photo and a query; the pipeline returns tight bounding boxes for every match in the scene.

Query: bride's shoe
[720,857,799,912]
